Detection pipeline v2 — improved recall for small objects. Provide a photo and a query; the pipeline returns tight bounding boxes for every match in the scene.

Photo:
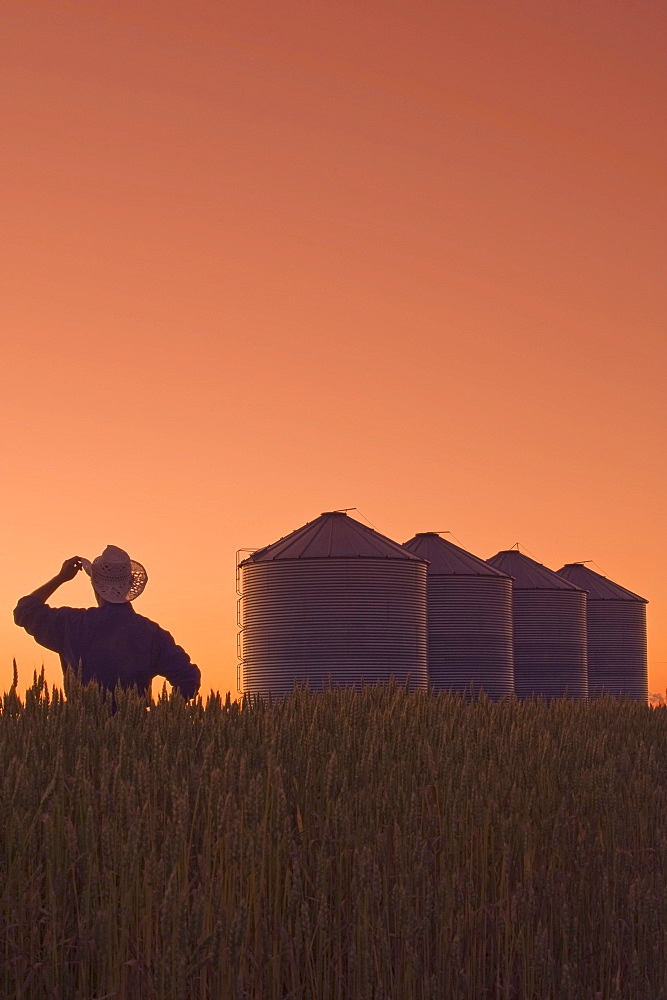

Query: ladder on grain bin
[235,549,257,693]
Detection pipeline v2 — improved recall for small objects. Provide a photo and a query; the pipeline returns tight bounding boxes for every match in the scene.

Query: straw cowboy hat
[81,545,148,603]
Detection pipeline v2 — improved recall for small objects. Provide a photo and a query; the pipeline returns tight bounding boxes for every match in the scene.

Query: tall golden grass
[1,669,666,999]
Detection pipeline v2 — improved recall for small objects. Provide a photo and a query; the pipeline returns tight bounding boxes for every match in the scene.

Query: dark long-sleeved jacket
[14,595,201,699]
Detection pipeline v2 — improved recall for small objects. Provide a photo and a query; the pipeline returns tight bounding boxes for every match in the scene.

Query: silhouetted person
[14,546,201,700]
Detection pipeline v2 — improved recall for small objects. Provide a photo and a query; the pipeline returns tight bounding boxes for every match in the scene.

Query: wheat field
[1,670,666,999]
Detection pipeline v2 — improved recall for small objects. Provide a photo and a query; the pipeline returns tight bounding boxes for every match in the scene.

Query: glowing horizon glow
[1,0,666,697]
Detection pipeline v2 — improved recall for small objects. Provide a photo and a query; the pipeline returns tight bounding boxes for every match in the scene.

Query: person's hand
[58,557,84,582]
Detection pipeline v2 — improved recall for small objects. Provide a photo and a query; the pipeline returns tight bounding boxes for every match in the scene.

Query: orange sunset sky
[2,0,666,698]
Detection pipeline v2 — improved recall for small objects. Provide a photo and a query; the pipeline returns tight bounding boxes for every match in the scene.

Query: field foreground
[1,674,667,1000]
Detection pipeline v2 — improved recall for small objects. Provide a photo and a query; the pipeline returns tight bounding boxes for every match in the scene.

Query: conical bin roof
[404,533,509,576]
[557,563,647,603]
[487,549,583,591]
[243,511,423,563]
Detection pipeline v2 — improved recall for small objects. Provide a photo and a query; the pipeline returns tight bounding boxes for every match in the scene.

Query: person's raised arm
[14,557,85,652]
[17,557,84,607]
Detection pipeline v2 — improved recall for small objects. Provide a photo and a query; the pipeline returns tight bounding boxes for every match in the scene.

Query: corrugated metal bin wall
[558,562,648,701]
[487,550,588,699]
[403,533,514,698]
[240,511,428,698]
